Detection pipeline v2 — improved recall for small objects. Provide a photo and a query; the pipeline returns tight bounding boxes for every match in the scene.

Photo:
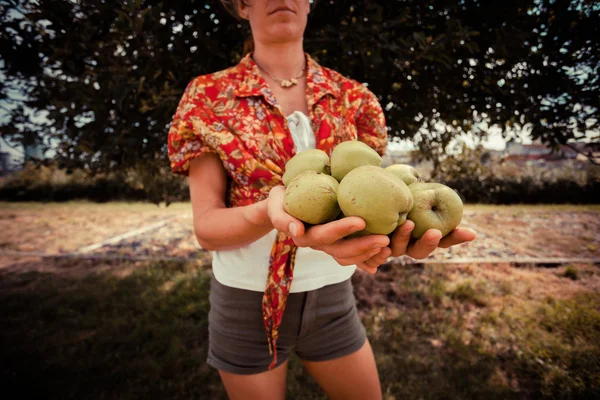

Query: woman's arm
[189,151,394,270]
[189,153,273,251]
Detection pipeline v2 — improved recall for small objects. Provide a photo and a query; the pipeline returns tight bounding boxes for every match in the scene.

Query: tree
[1,0,245,178]
[304,0,599,165]
[0,0,598,202]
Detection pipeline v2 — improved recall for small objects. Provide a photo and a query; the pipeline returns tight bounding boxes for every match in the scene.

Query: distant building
[503,140,582,162]
[382,149,414,167]
[0,152,10,173]
[0,137,25,172]
[480,149,504,165]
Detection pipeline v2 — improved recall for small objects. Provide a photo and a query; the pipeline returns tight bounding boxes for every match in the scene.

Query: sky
[387,124,516,153]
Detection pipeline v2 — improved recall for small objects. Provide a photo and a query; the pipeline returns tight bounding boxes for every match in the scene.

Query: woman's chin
[265,24,305,42]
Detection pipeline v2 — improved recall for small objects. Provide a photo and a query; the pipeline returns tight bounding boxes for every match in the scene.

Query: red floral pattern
[168,52,387,369]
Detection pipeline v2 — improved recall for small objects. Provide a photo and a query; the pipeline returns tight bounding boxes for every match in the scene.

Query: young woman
[168,1,476,399]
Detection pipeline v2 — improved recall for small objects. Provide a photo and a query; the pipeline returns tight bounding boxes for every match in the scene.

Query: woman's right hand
[266,186,391,274]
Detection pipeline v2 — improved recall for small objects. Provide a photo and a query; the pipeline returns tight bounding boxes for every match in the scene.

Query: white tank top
[211,111,356,293]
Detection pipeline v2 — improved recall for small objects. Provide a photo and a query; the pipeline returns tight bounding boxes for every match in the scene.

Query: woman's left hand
[387,220,477,260]
[347,221,477,274]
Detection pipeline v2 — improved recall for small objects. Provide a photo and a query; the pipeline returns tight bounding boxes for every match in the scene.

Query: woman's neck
[252,40,306,79]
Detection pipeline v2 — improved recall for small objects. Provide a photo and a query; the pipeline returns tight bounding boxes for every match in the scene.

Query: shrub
[0,161,173,203]
[428,145,600,204]
[123,156,190,205]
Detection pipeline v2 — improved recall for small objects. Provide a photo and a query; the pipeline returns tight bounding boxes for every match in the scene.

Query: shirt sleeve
[355,87,388,156]
[167,78,218,176]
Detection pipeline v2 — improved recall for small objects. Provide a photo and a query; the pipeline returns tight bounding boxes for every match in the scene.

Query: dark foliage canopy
[1,0,598,175]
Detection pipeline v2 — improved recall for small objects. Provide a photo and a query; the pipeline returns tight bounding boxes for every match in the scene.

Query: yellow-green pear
[330,141,382,182]
[385,164,421,186]
[407,182,464,239]
[338,166,414,235]
[282,149,331,186]
[284,171,341,225]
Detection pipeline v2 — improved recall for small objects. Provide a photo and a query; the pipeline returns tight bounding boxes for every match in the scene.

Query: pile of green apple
[282,141,464,239]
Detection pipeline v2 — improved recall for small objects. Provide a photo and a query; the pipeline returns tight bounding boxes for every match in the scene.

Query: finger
[267,186,306,237]
[334,246,384,267]
[406,229,442,260]
[317,234,390,259]
[390,220,415,257]
[356,263,378,275]
[438,228,477,248]
[293,216,366,247]
[363,247,393,269]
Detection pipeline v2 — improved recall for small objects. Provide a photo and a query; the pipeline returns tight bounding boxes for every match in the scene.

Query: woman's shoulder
[184,64,243,97]
[316,61,378,102]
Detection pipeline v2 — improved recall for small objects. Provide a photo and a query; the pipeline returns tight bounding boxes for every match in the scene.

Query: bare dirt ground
[1,202,598,272]
[0,202,190,254]
[1,201,597,304]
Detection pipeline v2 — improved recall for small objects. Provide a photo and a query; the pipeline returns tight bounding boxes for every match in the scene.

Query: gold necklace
[254,59,306,88]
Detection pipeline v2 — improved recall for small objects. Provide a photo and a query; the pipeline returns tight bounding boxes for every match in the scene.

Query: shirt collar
[234,52,340,107]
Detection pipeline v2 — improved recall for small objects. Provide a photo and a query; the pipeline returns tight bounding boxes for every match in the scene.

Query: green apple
[284,171,341,225]
[282,149,331,186]
[384,164,421,186]
[407,182,464,239]
[338,165,413,236]
[330,141,382,182]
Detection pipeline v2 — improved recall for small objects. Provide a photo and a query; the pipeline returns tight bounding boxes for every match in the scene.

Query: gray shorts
[207,274,367,375]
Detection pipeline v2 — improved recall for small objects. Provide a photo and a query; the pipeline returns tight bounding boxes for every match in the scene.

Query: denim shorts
[207,274,367,375]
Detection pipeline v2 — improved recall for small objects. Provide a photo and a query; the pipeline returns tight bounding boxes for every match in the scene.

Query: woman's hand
[388,220,477,259]
[268,185,478,274]
[267,186,390,274]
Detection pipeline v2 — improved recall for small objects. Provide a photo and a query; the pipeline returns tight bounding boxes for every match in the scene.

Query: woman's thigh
[219,360,289,400]
[302,339,382,400]
[293,279,381,399]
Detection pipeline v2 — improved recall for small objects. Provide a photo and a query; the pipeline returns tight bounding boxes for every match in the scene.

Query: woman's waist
[210,231,353,292]
[212,229,339,266]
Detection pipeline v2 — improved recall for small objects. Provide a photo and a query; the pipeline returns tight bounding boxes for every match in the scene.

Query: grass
[563,265,580,280]
[1,260,599,399]
[0,261,224,399]
[449,280,488,306]
[499,293,600,398]
[368,263,600,399]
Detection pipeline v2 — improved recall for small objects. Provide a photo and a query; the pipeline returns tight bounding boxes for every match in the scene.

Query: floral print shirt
[168,52,387,369]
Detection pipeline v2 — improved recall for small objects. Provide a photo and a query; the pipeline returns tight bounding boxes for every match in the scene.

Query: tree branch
[562,142,599,166]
